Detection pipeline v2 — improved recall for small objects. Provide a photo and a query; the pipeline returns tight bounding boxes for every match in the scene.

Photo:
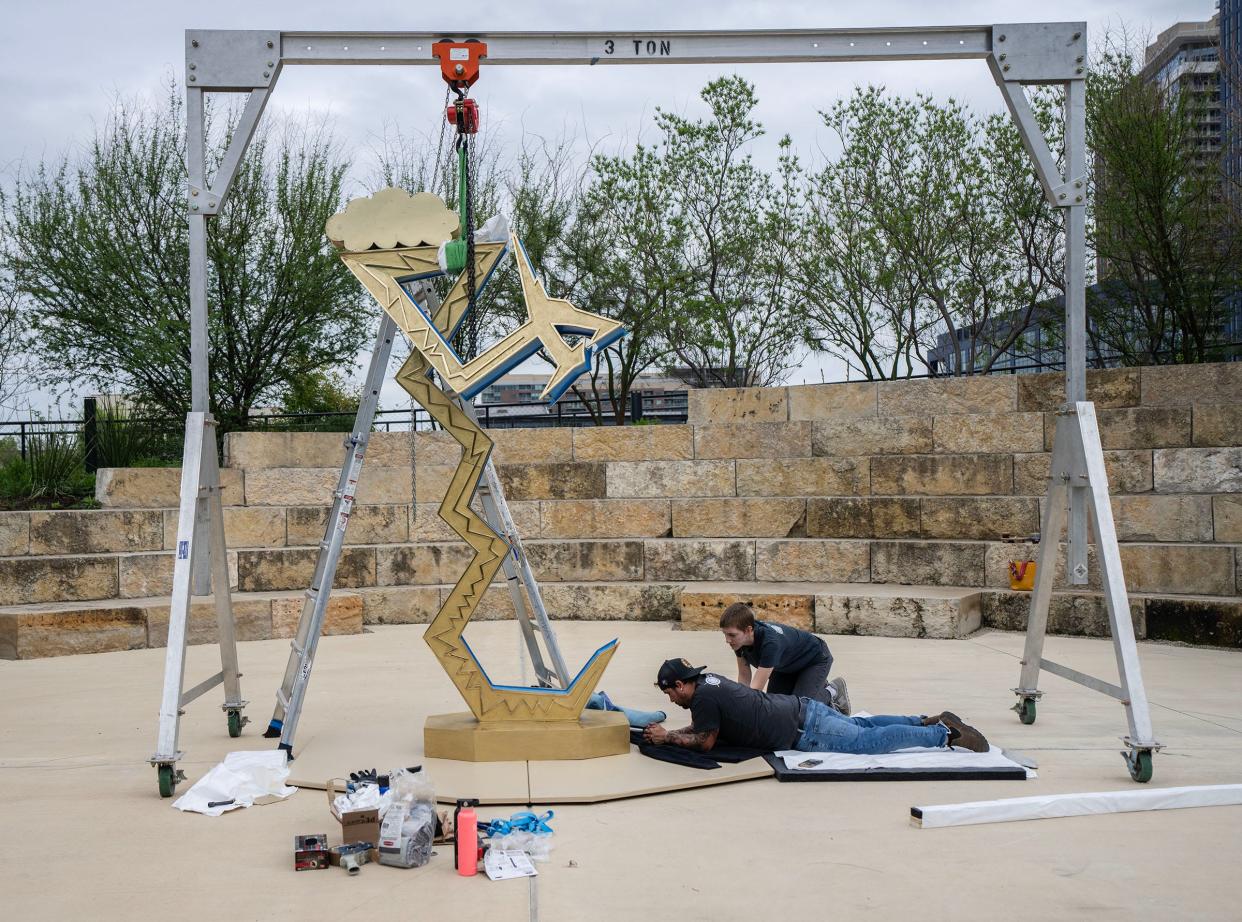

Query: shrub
[26,433,90,500]
[92,399,181,467]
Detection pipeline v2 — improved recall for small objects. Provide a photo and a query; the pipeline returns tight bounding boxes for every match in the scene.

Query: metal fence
[0,391,691,469]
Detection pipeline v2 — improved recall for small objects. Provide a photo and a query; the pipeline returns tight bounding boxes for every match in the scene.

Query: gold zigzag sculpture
[329,190,625,723]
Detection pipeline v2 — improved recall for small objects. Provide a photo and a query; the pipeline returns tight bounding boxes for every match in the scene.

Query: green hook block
[443,238,468,274]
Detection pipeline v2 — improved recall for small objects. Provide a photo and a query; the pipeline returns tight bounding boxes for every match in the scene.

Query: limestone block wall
[1,362,1239,658]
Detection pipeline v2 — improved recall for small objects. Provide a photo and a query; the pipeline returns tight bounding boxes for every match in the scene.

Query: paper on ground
[173,750,298,816]
[914,783,1242,829]
[775,745,1034,778]
[485,849,538,880]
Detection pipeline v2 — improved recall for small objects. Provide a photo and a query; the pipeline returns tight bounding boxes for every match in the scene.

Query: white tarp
[913,783,1242,829]
[775,745,1034,778]
[172,750,297,816]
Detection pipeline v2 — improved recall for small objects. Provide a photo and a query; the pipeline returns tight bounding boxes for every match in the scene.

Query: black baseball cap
[656,658,706,689]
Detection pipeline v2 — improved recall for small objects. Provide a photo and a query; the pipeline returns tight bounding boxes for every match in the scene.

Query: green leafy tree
[0,84,369,431]
[657,77,805,387]
[801,87,1063,379]
[539,136,687,424]
[1087,33,1241,364]
[279,369,361,415]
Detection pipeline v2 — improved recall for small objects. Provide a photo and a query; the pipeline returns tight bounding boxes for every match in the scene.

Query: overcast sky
[0,0,1211,417]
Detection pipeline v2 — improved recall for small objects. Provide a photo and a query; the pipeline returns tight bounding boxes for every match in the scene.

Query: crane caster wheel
[1125,749,1153,783]
[158,764,177,798]
[1015,698,1037,725]
[227,709,245,738]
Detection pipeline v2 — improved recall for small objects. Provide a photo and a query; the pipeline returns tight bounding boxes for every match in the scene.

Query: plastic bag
[388,766,434,807]
[474,213,510,244]
[378,801,436,868]
[172,750,296,816]
[490,830,554,862]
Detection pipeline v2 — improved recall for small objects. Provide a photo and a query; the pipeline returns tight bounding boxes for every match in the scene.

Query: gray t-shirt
[689,673,801,751]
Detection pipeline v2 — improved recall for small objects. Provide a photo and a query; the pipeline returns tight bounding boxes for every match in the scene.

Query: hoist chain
[452,88,478,317]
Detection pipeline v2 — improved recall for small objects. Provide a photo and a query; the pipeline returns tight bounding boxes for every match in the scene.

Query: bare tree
[0,274,31,416]
[372,118,510,362]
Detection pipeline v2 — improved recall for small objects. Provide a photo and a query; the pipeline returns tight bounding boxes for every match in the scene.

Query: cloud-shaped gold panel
[325,188,459,252]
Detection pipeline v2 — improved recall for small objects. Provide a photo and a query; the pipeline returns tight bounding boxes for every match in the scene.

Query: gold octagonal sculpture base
[425,710,630,762]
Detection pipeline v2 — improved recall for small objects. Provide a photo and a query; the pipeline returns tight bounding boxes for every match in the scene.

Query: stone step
[677,581,984,640]
[358,582,685,626]
[688,365,1241,425]
[0,590,364,660]
[0,536,1236,605]
[222,392,1241,475]
[10,491,1238,559]
[3,580,1236,659]
[982,589,1242,647]
[223,426,697,469]
[95,449,1242,512]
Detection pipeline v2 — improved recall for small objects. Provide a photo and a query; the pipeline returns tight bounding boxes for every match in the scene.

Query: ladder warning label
[177,540,189,559]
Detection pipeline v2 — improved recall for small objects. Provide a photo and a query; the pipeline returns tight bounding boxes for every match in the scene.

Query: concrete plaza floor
[1,621,1240,921]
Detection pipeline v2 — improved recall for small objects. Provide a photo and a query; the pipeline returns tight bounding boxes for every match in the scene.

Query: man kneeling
[643,658,989,755]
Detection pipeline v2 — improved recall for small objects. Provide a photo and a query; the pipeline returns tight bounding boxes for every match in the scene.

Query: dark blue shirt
[736,620,827,674]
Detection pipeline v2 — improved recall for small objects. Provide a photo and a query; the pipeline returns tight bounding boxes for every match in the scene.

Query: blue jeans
[586,691,666,728]
[794,699,948,754]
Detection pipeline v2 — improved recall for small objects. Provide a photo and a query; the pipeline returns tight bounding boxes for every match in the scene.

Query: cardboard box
[327,779,381,847]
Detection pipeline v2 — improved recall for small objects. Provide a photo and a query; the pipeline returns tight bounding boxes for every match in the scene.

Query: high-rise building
[1222,0,1241,188]
[1221,0,1242,344]
[1141,12,1223,164]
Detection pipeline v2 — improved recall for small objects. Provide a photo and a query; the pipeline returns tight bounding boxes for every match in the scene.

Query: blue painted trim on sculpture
[461,636,619,695]
[540,324,628,404]
[395,241,510,346]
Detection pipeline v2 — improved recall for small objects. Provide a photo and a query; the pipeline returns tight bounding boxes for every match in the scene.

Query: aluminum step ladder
[463,401,570,690]
[263,308,404,753]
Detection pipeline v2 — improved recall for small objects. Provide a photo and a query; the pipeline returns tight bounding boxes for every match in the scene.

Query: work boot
[921,710,960,727]
[943,720,989,753]
[827,677,851,715]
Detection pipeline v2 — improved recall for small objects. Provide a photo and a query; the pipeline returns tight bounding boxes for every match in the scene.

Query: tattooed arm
[643,723,719,751]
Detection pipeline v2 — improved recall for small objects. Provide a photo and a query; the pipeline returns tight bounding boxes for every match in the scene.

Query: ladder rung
[277,689,290,709]
[290,641,305,658]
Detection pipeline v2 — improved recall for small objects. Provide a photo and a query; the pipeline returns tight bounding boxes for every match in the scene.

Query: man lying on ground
[642,658,989,755]
[720,602,850,713]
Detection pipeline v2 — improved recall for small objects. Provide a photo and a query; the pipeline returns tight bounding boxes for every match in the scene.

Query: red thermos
[455,799,480,876]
